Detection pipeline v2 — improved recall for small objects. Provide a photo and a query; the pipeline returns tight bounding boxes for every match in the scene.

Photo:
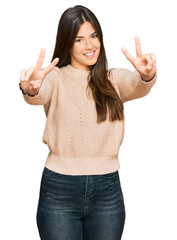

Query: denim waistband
[43,167,119,178]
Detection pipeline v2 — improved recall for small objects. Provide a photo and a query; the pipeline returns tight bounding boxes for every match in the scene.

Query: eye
[92,34,98,38]
[75,39,82,43]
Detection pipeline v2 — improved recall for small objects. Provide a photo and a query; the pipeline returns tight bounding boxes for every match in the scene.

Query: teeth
[85,51,94,56]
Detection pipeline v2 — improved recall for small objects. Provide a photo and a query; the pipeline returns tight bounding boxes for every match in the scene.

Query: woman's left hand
[121,36,156,81]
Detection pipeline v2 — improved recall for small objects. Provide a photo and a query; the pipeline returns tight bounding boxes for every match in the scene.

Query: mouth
[83,50,96,59]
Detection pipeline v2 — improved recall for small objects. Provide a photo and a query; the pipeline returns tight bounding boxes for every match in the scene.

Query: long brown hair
[51,5,124,123]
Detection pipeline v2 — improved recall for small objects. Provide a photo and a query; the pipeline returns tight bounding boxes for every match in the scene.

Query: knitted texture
[23,64,156,175]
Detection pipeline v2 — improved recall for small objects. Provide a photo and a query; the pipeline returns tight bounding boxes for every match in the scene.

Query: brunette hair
[51,5,124,123]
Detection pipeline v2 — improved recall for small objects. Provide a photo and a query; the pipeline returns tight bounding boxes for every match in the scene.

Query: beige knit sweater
[23,64,156,175]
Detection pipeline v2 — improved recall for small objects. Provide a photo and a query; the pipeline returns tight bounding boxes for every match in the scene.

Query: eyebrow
[76,31,97,38]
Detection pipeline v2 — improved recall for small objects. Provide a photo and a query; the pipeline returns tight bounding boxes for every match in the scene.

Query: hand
[121,36,156,81]
[20,48,59,96]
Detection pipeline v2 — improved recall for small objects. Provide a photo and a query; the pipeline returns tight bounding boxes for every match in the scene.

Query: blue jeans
[37,167,126,240]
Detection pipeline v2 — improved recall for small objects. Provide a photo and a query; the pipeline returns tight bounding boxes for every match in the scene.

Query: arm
[20,48,59,105]
[22,67,58,105]
[111,36,157,102]
[111,67,157,103]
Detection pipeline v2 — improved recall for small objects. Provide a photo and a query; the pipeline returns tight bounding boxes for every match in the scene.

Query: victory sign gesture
[20,48,59,96]
[121,36,156,81]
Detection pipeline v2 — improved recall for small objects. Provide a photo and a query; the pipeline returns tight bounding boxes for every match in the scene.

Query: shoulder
[53,66,64,78]
[43,66,64,83]
[108,67,131,77]
[108,68,132,85]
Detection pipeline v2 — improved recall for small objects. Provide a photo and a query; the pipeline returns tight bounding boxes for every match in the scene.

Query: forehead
[77,21,96,36]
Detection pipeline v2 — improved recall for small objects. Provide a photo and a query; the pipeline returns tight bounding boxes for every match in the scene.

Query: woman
[20,5,157,240]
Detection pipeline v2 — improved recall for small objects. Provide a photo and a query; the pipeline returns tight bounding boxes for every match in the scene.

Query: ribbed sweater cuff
[22,68,58,105]
[138,71,157,86]
[23,81,49,105]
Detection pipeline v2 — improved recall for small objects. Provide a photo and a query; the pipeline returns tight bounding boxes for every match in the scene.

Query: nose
[85,39,93,50]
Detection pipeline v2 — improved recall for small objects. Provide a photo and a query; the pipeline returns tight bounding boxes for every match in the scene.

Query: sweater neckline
[66,64,90,77]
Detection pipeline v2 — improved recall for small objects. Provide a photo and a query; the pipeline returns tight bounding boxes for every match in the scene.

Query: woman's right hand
[20,48,59,96]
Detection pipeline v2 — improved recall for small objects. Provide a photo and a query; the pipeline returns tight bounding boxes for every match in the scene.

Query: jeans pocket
[43,167,62,178]
[45,192,55,200]
[100,171,119,179]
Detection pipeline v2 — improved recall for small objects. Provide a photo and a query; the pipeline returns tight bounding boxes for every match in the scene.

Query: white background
[1,0,177,239]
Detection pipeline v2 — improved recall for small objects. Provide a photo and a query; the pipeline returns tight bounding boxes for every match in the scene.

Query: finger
[35,48,46,71]
[42,58,59,76]
[20,69,26,81]
[145,55,153,71]
[121,47,135,64]
[151,60,157,72]
[24,66,35,81]
[150,53,156,62]
[30,81,41,89]
[152,64,156,72]
[30,80,41,85]
[135,36,142,57]
[149,53,156,71]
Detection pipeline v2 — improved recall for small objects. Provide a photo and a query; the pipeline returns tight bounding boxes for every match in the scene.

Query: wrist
[19,83,38,97]
[141,73,156,82]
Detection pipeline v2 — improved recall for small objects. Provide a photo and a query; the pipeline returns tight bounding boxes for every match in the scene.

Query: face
[70,21,101,70]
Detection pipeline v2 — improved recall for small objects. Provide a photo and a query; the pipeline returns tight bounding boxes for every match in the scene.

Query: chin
[85,58,98,67]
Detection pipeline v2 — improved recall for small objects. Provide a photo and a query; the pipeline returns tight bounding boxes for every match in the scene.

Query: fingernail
[24,76,28,81]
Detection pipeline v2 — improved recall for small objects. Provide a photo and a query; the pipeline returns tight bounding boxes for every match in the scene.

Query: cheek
[95,41,101,54]
[70,45,82,58]
[95,40,101,50]
[74,44,85,55]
